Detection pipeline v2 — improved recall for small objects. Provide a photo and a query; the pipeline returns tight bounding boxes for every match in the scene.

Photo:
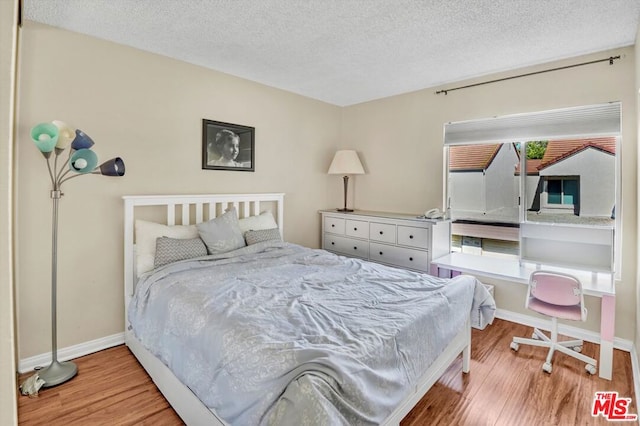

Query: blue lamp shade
[71,129,95,150]
[31,123,59,153]
[52,120,76,150]
[98,157,125,176]
[69,149,98,174]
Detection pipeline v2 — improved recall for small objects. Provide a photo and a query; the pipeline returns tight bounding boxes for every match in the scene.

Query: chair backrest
[529,270,582,306]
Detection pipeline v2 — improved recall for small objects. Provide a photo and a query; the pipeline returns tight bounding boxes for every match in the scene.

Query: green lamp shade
[31,123,59,153]
[69,149,98,174]
[71,130,95,150]
[52,120,75,150]
[98,157,125,176]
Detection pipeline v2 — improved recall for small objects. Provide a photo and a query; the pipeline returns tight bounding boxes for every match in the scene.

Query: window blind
[443,102,621,145]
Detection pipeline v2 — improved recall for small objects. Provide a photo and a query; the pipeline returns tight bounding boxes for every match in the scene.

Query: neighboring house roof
[514,159,542,176]
[514,137,616,175]
[538,137,616,170]
[449,144,501,172]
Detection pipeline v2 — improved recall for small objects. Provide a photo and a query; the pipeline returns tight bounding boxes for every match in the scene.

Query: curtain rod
[435,55,621,95]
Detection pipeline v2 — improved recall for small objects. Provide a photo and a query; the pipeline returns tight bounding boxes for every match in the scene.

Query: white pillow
[135,220,199,277]
[238,211,278,234]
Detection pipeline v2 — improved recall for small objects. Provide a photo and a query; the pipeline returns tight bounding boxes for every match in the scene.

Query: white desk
[431,252,615,380]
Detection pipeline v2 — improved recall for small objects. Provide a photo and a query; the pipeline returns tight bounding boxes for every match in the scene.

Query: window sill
[431,252,615,297]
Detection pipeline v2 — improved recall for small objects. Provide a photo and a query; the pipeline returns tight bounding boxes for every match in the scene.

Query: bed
[123,193,495,425]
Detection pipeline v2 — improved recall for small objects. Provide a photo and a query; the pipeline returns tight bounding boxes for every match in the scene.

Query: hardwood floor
[17,345,182,425]
[18,319,636,425]
[402,319,636,426]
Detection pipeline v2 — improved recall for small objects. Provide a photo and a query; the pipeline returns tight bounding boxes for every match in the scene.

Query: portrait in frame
[202,119,255,172]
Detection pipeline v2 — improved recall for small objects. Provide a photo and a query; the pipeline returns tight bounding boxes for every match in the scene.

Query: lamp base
[336,208,354,212]
[38,360,77,387]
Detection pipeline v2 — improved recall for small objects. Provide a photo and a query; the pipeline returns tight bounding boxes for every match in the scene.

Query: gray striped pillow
[244,228,282,245]
[154,236,207,268]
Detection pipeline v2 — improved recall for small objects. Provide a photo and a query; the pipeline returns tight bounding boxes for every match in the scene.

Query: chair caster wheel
[542,362,552,373]
[572,346,582,353]
[510,342,519,351]
[586,364,597,375]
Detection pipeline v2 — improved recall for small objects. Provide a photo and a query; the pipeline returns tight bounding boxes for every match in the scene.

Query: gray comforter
[129,241,495,425]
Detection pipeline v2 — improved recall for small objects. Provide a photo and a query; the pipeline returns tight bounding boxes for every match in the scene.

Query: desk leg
[430,264,440,276]
[599,294,615,380]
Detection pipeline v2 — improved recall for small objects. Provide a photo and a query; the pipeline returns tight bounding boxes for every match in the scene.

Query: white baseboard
[18,332,124,374]
[495,308,634,352]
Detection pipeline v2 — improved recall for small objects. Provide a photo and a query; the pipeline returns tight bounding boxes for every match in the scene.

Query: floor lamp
[29,121,125,388]
[328,150,365,212]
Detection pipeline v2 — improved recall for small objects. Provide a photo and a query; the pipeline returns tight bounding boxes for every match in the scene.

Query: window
[444,103,620,275]
[545,177,577,206]
[523,137,616,227]
[447,142,520,259]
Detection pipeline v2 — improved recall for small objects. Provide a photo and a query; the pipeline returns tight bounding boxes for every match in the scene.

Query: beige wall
[1,0,18,424]
[16,22,342,358]
[14,20,638,363]
[342,48,637,339]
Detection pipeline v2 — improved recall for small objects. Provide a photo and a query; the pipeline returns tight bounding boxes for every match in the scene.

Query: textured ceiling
[23,0,640,106]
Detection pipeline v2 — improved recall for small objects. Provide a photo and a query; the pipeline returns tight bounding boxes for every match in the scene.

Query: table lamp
[328,150,364,212]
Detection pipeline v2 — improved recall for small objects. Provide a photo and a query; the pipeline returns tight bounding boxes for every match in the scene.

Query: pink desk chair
[510,270,597,375]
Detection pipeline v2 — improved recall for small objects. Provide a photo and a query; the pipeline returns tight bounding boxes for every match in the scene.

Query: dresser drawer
[369,222,396,244]
[345,219,369,239]
[397,225,429,249]
[324,234,369,259]
[370,242,429,272]
[320,210,448,274]
[324,216,345,235]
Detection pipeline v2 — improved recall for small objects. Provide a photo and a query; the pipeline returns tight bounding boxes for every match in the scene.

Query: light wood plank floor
[18,319,636,425]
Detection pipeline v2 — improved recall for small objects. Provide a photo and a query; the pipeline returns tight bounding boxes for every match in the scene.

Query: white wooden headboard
[122,193,285,327]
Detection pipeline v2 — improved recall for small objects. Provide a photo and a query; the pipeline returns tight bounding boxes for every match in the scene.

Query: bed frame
[122,193,471,426]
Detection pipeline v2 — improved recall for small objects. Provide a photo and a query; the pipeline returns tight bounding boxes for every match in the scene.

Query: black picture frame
[202,119,255,172]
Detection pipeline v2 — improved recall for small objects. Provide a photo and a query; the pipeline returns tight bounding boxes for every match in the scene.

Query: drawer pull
[354,227,358,231]
[331,242,335,245]
[409,257,414,261]
[379,251,383,255]
[379,231,383,235]
[331,224,335,227]
[353,246,358,250]
[409,235,414,239]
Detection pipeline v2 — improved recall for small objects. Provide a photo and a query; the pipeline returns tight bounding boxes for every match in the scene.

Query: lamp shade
[327,150,365,175]
[52,120,75,150]
[71,129,95,150]
[69,149,98,174]
[98,157,125,176]
[31,123,59,153]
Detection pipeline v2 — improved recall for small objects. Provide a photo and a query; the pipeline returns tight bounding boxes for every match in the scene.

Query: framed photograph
[202,119,255,172]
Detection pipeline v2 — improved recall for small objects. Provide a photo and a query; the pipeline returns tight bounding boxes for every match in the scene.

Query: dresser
[320,210,451,274]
